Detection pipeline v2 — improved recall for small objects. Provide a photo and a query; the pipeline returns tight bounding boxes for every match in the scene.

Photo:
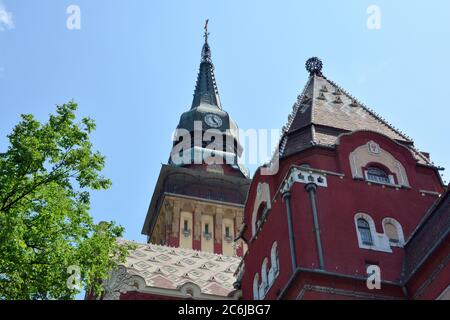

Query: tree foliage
[0,102,133,299]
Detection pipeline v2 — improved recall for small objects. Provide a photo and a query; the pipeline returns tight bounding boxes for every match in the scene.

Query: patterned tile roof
[119,240,241,298]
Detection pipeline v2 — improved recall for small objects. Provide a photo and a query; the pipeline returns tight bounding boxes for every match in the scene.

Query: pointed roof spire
[276,57,431,165]
[191,19,222,109]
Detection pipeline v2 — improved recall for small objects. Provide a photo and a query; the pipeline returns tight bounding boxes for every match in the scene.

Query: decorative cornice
[102,266,137,300]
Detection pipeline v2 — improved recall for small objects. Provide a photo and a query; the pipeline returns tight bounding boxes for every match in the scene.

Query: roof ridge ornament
[306,57,323,76]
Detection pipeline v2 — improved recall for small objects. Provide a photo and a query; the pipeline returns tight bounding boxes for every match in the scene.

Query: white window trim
[251,183,271,237]
[260,258,269,299]
[349,141,410,187]
[354,213,392,253]
[382,217,405,247]
[253,273,260,300]
[269,242,279,284]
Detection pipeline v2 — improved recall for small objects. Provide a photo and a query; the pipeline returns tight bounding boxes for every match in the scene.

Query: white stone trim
[268,241,279,287]
[251,183,271,237]
[102,266,137,300]
[349,141,410,187]
[253,273,260,300]
[260,258,269,299]
[354,213,392,253]
[281,167,328,194]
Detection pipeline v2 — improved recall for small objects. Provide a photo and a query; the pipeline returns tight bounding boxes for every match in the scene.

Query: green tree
[0,102,133,299]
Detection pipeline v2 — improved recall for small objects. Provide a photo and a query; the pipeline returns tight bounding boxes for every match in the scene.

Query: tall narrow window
[204,223,209,235]
[261,258,269,294]
[225,226,230,238]
[253,274,260,300]
[357,218,373,246]
[184,220,189,232]
[271,242,279,275]
[366,167,390,184]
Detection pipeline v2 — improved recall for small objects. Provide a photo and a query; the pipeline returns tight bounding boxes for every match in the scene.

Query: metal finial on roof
[306,57,323,76]
[201,19,212,63]
[204,19,209,42]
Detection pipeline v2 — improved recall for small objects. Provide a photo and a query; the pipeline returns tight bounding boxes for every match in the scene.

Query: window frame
[354,213,392,253]
[357,218,374,246]
[364,164,395,185]
[382,217,405,247]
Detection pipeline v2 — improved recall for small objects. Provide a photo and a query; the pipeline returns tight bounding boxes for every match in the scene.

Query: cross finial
[201,19,212,63]
[204,19,210,42]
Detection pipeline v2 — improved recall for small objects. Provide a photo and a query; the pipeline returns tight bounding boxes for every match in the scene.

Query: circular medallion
[204,114,223,128]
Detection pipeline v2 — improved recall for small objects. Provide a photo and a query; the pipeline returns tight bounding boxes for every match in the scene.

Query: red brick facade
[239,61,449,300]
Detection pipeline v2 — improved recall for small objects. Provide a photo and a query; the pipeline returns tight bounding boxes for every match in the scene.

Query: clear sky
[1,0,449,247]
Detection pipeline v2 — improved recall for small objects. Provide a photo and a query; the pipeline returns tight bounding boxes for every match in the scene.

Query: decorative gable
[349,141,410,187]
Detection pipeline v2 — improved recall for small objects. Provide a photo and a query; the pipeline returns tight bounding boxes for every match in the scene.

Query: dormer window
[366,166,391,184]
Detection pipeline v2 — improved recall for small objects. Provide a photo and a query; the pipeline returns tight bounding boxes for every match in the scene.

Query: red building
[237,57,449,300]
[100,28,449,300]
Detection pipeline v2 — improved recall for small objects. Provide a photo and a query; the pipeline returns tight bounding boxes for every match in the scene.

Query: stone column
[282,191,297,273]
[193,205,202,241]
[215,209,223,244]
[172,202,180,238]
[164,201,173,244]
[305,183,325,270]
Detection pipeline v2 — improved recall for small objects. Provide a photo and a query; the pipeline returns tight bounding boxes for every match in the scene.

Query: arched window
[270,242,279,276]
[366,166,390,184]
[382,218,404,247]
[384,222,399,243]
[261,258,269,291]
[253,273,260,300]
[268,242,279,286]
[357,218,373,246]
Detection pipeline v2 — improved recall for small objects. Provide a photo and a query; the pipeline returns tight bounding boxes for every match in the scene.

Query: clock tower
[141,23,251,257]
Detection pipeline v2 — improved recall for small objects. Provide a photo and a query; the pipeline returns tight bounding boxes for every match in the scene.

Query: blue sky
[1,0,449,246]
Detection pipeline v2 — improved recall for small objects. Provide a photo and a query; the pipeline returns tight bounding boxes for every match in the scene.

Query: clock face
[204,114,223,128]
